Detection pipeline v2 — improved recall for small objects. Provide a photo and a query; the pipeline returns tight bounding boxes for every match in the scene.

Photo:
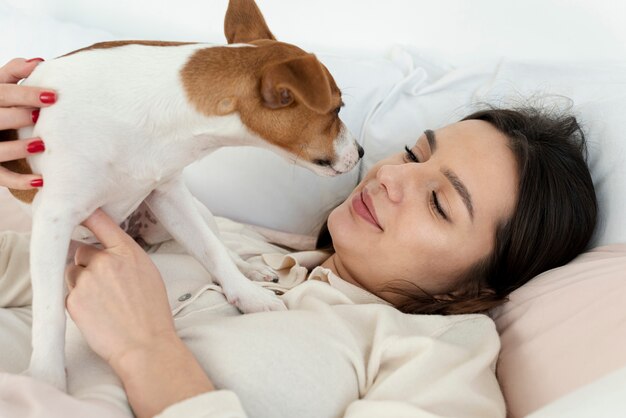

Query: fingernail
[39,92,56,104]
[30,178,44,188]
[26,58,44,63]
[31,109,40,123]
[27,140,45,154]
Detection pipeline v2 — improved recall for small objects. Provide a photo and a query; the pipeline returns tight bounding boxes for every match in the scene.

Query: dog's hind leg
[26,193,92,391]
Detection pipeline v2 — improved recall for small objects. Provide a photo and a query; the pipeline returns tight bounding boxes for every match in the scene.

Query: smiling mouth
[351,190,382,230]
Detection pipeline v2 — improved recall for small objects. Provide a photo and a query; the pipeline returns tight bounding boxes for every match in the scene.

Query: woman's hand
[0,58,55,189]
[65,208,176,365]
[66,209,214,418]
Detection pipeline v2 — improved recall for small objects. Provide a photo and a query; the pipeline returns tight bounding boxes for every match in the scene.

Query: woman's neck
[320,254,364,290]
[321,253,398,306]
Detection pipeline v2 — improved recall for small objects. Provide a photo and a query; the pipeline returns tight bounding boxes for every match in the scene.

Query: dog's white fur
[18,41,360,390]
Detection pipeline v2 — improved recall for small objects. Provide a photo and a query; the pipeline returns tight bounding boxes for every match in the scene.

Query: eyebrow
[425,130,475,221]
[424,129,437,152]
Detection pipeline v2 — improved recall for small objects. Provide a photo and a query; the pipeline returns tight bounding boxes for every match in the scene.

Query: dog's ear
[260,54,333,114]
[224,0,276,44]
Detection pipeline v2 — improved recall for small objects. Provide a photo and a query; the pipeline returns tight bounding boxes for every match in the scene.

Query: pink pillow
[491,244,626,417]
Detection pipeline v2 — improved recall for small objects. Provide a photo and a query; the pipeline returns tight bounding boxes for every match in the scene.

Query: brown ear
[224,0,276,44]
[260,54,333,114]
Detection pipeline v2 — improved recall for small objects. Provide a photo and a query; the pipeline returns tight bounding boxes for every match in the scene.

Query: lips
[351,189,382,230]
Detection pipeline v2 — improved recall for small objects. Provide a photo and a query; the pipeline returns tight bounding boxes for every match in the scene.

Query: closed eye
[431,191,448,220]
[404,145,449,220]
[404,145,419,162]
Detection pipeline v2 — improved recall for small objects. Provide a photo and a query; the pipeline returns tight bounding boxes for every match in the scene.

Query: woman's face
[327,119,519,302]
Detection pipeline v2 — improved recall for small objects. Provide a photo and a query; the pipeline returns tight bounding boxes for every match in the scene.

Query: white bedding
[2,1,626,416]
[0,219,505,418]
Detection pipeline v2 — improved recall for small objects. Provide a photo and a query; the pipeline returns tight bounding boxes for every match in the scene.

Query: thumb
[0,57,43,84]
[81,208,132,249]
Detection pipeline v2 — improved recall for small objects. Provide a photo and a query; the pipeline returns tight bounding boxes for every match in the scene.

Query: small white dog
[0,0,362,390]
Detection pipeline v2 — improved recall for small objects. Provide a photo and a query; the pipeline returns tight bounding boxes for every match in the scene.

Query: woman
[0,57,597,418]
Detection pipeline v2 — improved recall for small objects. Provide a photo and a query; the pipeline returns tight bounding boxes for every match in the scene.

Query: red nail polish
[30,179,44,188]
[39,92,56,104]
[27,140,45,154]
[32,109,40,123]
[26,58,44,63]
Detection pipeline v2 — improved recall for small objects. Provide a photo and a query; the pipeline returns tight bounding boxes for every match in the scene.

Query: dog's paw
[225,282,287,313]
[237,261,280,283]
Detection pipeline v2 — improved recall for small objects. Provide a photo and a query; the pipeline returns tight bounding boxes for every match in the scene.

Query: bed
[1,0,625,416]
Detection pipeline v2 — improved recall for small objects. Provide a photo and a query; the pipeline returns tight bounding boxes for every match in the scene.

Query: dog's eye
[332,101,344,116]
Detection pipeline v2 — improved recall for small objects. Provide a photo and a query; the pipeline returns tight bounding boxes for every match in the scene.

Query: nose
[376,164,405,203]
[357,144,365,159]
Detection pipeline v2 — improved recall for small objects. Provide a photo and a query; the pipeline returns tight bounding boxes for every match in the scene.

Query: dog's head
[222,0,363,176]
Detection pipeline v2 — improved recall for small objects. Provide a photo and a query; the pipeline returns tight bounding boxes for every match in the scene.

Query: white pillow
[6,0,626,65]
[361,54,626,247]
[0,4,115,64]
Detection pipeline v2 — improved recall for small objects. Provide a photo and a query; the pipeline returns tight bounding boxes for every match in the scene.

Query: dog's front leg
[190,196,279,283]
[144,176,286,313]
[131,200,278,282]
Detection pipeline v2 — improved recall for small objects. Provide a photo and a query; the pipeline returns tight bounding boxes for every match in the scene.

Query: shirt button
[178,293,192,302]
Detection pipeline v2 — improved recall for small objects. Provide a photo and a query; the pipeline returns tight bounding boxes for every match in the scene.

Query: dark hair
[318,106,598,315]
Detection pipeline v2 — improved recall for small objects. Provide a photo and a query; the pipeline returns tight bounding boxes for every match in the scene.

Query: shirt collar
[308,265,393,306]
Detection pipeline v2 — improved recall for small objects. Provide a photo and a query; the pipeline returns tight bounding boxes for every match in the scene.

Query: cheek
[327,200,381,268]
[327,201,357,246]
[377,217,452,273]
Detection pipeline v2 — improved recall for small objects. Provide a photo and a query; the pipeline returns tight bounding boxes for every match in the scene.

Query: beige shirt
[0,218,506,418]
[150,218,506,418]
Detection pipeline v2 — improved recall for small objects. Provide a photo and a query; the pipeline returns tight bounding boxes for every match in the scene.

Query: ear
[216,97,238,115]
[224,0,276,44]
[260,54,333,113]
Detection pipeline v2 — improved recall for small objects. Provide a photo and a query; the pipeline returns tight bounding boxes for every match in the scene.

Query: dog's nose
[357,144,365,159]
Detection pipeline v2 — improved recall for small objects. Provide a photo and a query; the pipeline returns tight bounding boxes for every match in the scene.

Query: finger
[74,244,101,267]
[0,165,43,190]
[0,137,45,163]
[0,84,56,109]
[0,58,44,84]
[82,208,135,249]
[65,263,86,292]
[0,107,40,130]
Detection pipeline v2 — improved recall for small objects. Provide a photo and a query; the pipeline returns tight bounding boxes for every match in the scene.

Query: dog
[0,0,362,390]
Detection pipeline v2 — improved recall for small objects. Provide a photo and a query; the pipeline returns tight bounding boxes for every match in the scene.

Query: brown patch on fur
[181,43,342,164]
[0,129,37,203]
[63,40,196,57]
[261,54,333,114]
[224,0,276,44]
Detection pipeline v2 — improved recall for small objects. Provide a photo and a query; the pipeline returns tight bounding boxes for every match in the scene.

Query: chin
[326,202,356,249]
